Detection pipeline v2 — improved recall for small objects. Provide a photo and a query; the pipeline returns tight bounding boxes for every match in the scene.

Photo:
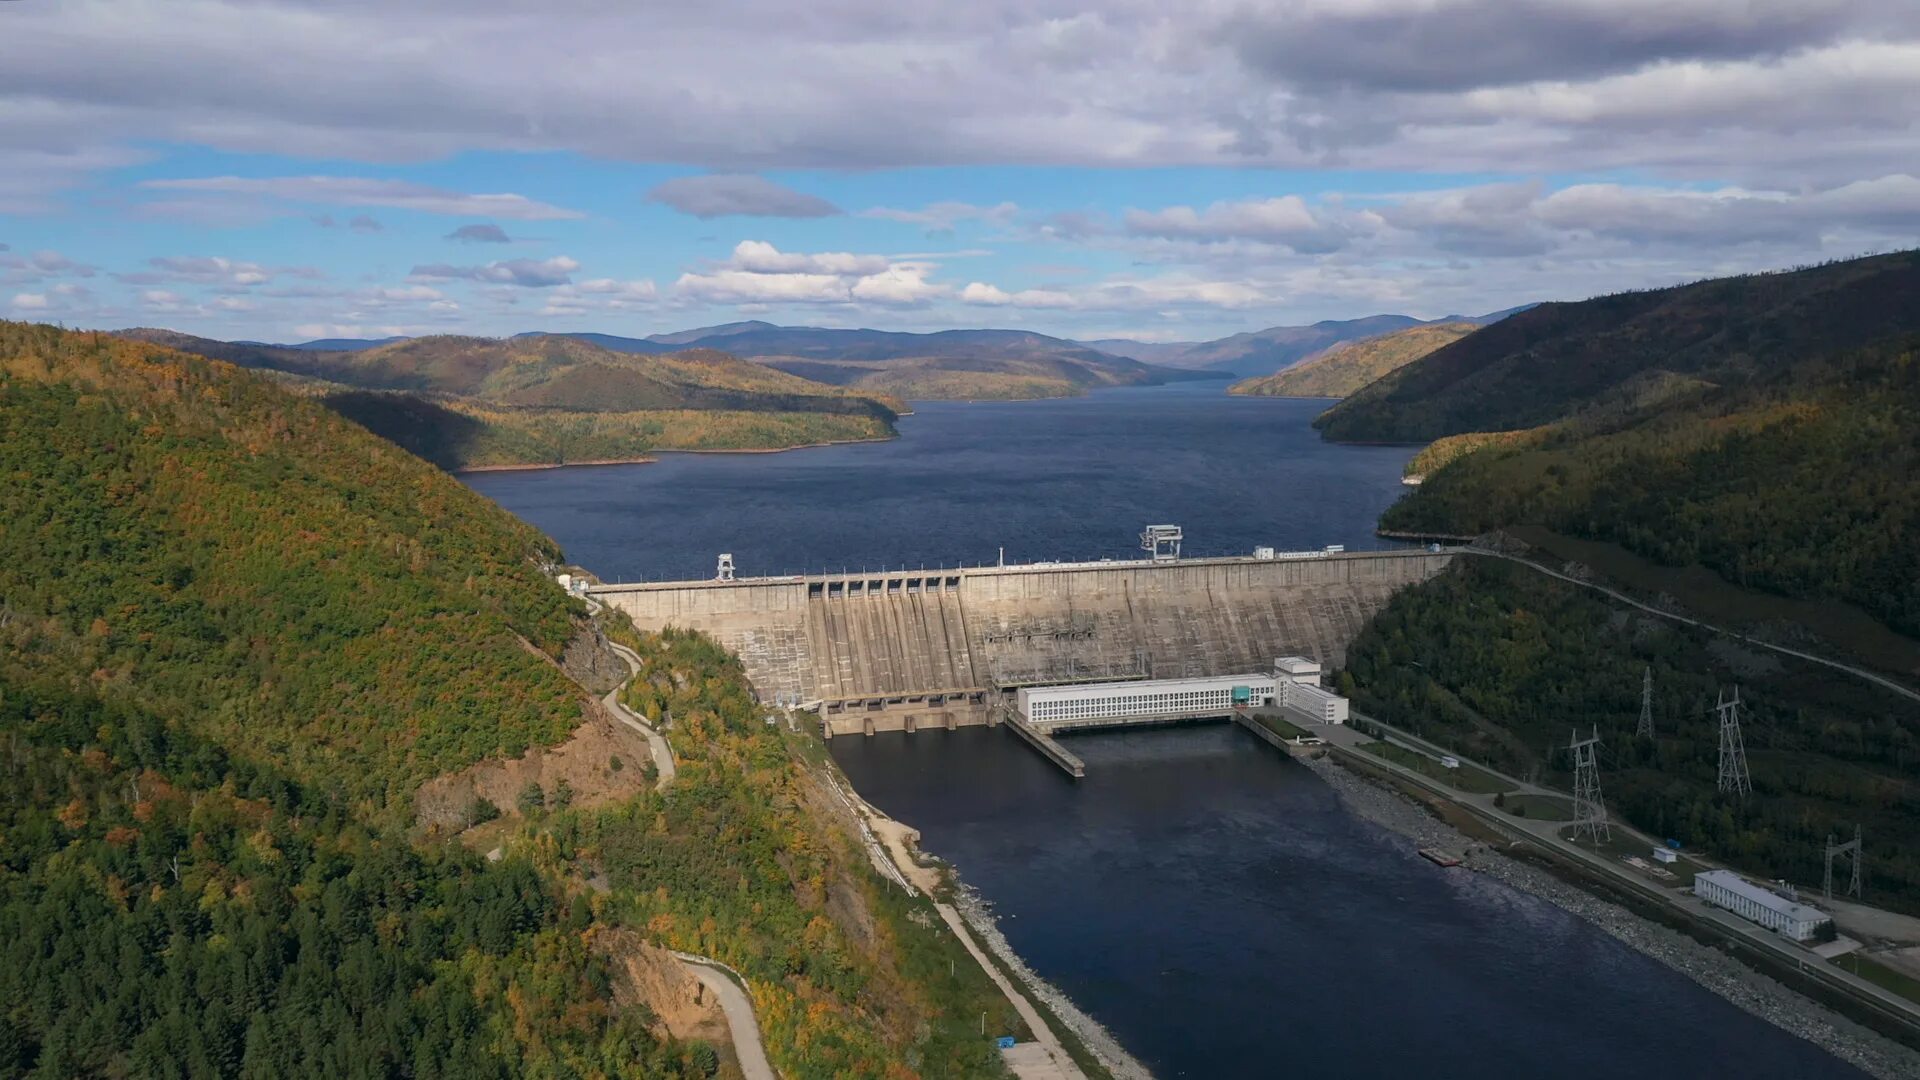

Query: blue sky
[3,1,1918,342]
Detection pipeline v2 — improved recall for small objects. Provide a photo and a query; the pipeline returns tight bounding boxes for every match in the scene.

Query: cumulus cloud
[446,223,512,243]
[0,249,99,284]
[138,176,582,220]
[409,255,580,287]
[674,241,942,306]
[10,293,48,310]
[134,255,274,287]
[1124,196,1360,252]
[3,0,1913,192]
[645,175,842,219]
[1226,0,1877,94]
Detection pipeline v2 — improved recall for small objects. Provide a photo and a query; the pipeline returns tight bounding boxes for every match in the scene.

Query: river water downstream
[466,384,1867,1079]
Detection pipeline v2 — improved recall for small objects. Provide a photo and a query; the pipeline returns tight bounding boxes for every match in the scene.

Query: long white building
[1693,870,1833,942]
[1018,674,1276,731]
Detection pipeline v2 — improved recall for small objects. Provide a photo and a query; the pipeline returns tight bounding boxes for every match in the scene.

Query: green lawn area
[1249,712,1310,740]
[1360,740,1514,795]
[1834,952,1920,1006]
[1497,793,1574,821]
[1559,823,1703,885]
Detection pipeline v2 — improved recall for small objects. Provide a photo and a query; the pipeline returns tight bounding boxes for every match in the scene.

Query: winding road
[672,952,779,1080]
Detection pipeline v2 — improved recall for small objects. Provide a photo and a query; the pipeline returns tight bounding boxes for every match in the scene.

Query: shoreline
[1299,751,1920,1080]
[454,433,899,473]
[839,786,1153,1079]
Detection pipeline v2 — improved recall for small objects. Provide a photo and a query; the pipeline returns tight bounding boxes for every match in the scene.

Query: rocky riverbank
[949,881,1154,1080]
[1302,752,1920,1080]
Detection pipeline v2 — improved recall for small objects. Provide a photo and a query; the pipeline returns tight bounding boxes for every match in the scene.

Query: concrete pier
[591,549,1453,736]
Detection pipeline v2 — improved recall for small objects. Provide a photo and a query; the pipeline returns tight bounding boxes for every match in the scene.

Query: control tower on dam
[588,548,1454,736]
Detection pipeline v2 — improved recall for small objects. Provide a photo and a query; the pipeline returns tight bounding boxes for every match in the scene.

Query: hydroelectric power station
[587,532,1455,769]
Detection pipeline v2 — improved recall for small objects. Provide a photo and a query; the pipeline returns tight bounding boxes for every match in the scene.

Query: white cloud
[863,201,1021,230]
[646,174,841,219]
[10,293,48,310]
[1123,196,1361,252]
[409,255,580,287]
[138,176,583,220]
[674,242,944,307]
[959,282,1075,308]
[728,240,889,276]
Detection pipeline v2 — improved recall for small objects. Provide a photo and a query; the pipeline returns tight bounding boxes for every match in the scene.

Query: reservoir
[467,385,1866,1078]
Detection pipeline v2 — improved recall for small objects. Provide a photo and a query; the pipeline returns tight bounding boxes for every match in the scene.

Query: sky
[2,0,1919,344]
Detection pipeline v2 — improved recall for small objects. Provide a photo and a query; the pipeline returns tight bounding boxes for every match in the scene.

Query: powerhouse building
[1018,674,1277,728]
[1693,870,1833,942]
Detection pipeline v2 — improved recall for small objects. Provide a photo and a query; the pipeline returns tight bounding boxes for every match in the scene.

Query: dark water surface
[465,386,1865,1079]
[833,725,1863,1079]
[463,385,1415,581]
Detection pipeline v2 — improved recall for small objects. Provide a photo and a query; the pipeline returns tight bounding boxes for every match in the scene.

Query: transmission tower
[1570,726,1610,843]
[1716,687,1752,797]
[1636,666,1654,740]
[1824,825,1864,901]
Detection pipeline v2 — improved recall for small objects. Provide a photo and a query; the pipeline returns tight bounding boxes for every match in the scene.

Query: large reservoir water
[463,385,1414,582]
[465,385,1865,1079]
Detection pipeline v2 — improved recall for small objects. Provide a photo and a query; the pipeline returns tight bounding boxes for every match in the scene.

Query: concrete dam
[589,549,1454,736]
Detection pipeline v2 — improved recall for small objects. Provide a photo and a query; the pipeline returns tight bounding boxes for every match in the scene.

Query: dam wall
[592,550,1453,734]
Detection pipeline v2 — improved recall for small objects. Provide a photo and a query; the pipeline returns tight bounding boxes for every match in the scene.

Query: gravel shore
[1302,752,1920,1080]
[950,880,1154,1080]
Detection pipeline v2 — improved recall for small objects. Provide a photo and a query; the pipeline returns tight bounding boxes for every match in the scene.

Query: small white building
[1652,847,1679,865]
[1694,870,1832,942]
[1281,681,1349,725]
[1274,656,1322,686]
[1018,674,1276,729]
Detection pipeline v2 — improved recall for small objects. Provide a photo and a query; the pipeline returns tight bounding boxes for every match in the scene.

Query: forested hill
[114,329,900,469]
[1316,250,1920,444]
[1383,335,1920,640]
[1,322,587,809]
[1229,321,1478,399]
[0,321,1046,1076]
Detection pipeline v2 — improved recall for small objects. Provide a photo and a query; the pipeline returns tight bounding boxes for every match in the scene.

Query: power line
[1716,687,1752,798]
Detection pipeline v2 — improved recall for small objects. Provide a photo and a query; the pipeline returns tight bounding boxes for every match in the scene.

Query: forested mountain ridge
[115,329,901,469]
[1,322,587,810]
[1383,335,1920,639]
[1229,321,1479,398]
[1343,557,1920,914]
[0,321,1042,1077]
[1317,250,1920,444]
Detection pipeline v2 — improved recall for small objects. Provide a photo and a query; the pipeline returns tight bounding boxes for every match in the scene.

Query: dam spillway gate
[589,549,1454,736]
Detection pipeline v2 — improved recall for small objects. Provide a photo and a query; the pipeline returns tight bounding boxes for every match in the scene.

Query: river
[465,384,1866,1079]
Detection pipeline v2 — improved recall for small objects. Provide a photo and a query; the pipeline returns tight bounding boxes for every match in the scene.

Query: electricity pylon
[1570,726,1610,843]
[1636,666,1654,740]
[1716,687,1752,797]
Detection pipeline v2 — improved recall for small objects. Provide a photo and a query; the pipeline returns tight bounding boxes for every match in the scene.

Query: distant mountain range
[1075,306,1530,376]
[245,308,1533,385]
